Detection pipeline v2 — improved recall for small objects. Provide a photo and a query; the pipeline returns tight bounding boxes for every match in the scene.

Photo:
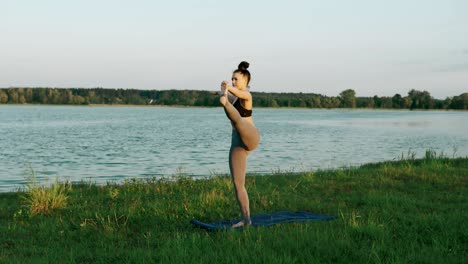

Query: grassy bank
[1,157,467,263]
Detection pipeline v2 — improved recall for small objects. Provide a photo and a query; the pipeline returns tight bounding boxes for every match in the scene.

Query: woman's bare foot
[219,85,228,105]
[219,94,228,105]
[231,218,251,229]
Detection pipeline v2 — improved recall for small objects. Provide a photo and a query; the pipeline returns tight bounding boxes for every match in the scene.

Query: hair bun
[238,61,250,71]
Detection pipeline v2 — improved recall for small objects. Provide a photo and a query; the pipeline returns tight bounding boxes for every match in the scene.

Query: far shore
[1,103,466,111]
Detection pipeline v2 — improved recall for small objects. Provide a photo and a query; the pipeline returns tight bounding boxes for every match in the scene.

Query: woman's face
[231,72,248,89]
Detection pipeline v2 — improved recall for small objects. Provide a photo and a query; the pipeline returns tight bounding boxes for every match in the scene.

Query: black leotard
[233,98,252,117]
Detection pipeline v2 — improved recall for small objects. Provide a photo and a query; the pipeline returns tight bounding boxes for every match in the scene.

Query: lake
[1,105,467,192]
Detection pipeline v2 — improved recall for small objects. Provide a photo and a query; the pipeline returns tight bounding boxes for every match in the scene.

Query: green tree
[73,95,85,105]
[392,94,404,108]
[403,96,412,109]
[380,97,393,108]
[421,90,434,109]
[442,97,452,109]
[311,96,321,108]
[450,93,468,110]
[7,88,19,103]
[25,88,33,103]
[339,89,356,108]
[17,88,25,103]
[18,95,26,104]
[408,89,433,109]
[373,96,382,108]
[271,99,279,108]
[322,97,341,108]
[0,90,8,103]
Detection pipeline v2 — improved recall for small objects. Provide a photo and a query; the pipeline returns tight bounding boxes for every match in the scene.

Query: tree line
[0,87,466,110]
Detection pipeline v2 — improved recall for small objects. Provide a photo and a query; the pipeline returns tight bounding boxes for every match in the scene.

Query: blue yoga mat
[191,211,336,231]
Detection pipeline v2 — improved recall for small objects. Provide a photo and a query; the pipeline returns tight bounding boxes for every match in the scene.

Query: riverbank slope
[1,157,467,263]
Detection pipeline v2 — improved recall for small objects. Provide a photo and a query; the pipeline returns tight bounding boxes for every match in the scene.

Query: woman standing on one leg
[219,61,260,228]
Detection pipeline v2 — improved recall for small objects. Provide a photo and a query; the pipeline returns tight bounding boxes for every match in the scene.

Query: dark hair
[233,61,251,85]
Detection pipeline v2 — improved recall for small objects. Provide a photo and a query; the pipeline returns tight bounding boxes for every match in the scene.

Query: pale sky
[2,0,467,98]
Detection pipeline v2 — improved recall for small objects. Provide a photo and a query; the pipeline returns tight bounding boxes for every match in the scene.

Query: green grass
[1,157,467,263]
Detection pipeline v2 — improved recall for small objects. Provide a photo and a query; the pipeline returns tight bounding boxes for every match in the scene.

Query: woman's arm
[211,89,237,103]
[222,81,252,100]
[228,86,251,100]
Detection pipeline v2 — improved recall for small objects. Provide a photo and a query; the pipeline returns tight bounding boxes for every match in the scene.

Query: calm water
[1,105,467,192]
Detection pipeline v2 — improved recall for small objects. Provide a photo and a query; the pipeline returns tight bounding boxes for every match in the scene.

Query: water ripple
[1,106,467,192]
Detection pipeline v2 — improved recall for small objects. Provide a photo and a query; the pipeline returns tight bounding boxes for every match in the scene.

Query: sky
[1,0,467,98]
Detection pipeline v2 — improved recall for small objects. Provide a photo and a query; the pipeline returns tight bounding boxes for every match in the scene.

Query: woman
[219,61,260,228]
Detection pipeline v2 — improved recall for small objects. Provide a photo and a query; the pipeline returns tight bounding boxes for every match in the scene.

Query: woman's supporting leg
[220,96,260,151]
[229,131,251,227]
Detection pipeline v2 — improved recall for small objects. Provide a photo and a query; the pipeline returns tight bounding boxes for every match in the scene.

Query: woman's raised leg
[220,96,260,151]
